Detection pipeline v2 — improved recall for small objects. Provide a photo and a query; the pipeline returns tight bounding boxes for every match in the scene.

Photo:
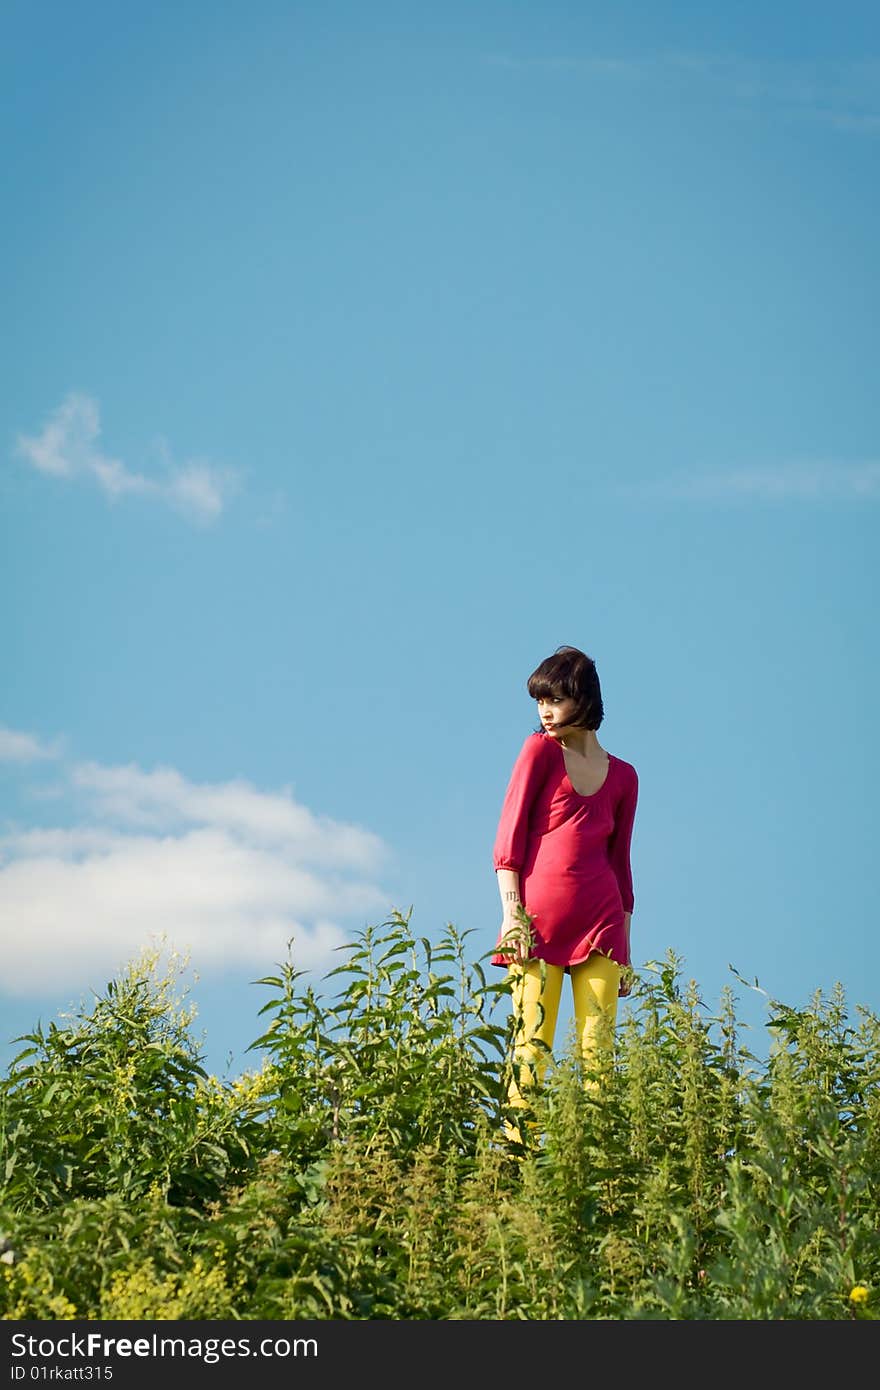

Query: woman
[492,645,639,1133]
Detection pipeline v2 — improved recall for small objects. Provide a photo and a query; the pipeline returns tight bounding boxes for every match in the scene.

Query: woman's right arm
[493,735,546,962]
[497,868,522,908]
[496,867,532,964]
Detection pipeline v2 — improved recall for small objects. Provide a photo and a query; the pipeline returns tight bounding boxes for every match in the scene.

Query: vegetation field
[1,910,877,1320]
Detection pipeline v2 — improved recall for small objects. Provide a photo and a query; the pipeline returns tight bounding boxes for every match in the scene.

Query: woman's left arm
[609,767,638,997]
[619,911,633,996]
[608,767,638,917]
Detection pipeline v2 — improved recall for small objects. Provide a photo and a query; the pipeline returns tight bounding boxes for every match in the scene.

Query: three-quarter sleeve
[607,765,638,913]
[492,734,549,872]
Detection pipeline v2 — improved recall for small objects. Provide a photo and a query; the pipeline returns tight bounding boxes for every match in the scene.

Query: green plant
[0,945,264,1213]
[1,918,878,1320]
[250,908,512,1166]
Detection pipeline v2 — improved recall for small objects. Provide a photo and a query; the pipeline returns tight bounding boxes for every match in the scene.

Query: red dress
[491,731,638,970]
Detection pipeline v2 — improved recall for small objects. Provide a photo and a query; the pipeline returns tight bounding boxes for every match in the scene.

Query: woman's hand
[619,913,633,996]
[497,904,536,965]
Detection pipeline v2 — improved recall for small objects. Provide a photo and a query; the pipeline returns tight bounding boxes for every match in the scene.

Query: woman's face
[536,695,580,737]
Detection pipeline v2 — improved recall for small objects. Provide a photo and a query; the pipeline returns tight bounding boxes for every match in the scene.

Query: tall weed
[1,917,877,1320]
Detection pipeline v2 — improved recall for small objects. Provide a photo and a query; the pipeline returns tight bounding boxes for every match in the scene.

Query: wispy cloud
[488,50,880,135]
[69,761,385,870]
[0,726,61,763]
[0,733,393,993]
[488,53,640,78]
[619,460,880,503]
[14,393,240,525]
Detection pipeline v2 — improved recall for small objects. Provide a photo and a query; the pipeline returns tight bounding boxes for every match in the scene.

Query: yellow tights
[505,952,621,1138]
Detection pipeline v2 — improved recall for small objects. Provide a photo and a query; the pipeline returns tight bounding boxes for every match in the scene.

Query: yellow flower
[849,1284,869,1305]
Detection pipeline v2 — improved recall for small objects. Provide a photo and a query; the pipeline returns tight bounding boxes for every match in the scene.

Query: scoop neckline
[553,739,614,798]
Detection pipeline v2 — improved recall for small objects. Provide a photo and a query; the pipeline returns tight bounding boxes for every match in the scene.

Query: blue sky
[2,0,878,1080]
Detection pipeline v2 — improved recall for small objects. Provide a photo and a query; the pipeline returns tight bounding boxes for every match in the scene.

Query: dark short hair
[526,645,604,731]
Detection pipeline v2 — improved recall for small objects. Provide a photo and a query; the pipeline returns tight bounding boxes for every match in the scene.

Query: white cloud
[14,393,240,525]
[0,726,61,763]
[69,761,386,869]
[0,751,393,995]
[620,460,880,503]
[488,51,880,134]
[166,462,231,524]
